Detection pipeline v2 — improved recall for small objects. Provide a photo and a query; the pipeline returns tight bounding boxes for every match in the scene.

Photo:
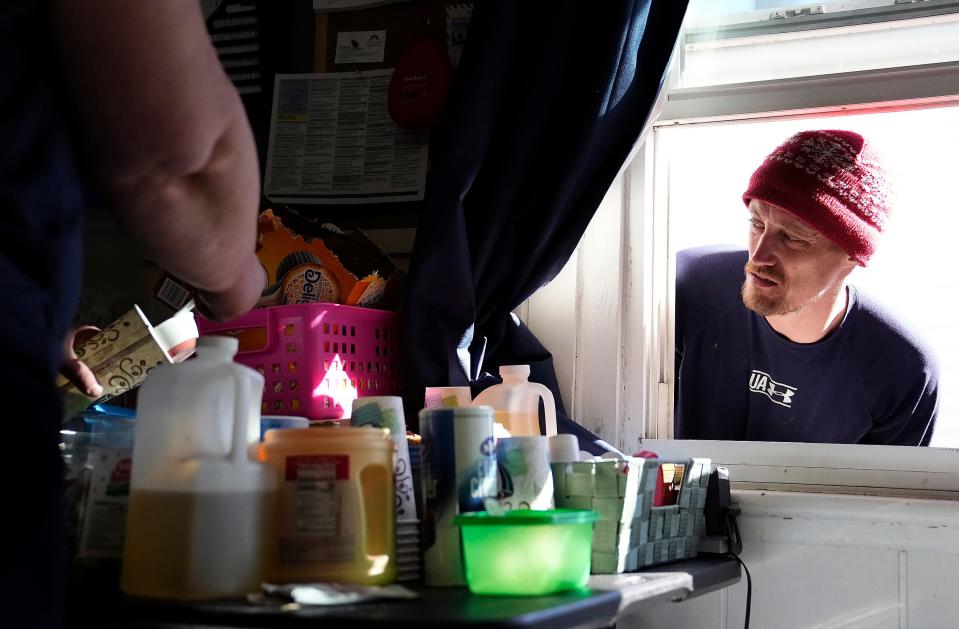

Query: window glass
[661,106,959,446]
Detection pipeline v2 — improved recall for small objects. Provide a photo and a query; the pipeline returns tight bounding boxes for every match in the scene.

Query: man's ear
[840,255,860,277]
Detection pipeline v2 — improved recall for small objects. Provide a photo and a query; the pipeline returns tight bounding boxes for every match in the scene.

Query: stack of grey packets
[552,456,711,573]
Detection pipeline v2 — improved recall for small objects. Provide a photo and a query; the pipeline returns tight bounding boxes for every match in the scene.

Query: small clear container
[455,509,597,596]
[60,405,136,573]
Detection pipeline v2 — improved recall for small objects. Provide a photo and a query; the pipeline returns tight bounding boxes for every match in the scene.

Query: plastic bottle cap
[197,335,239,354]
[499,365,530,377]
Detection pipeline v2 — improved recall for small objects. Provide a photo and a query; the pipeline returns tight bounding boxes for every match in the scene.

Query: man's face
[742,200,857,316]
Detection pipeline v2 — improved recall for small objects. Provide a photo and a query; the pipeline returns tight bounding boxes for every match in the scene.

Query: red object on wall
[388,38,453,129]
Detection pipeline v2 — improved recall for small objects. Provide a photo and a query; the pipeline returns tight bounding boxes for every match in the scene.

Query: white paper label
[335,30,386,64]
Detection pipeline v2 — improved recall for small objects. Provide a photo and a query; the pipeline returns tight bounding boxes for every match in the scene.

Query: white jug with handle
[471,365,558,437]
[121,335,274,600]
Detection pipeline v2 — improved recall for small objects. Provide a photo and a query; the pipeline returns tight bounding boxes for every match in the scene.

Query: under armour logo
[748,370,798,408]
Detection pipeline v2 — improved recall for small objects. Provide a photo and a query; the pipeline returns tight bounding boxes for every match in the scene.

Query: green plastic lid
[454,508,597,526]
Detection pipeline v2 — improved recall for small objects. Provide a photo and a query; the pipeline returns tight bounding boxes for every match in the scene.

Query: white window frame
[556,6,959,496]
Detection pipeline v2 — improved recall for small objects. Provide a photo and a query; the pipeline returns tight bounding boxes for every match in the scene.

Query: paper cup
[424,386,472,409]
[56,305,198,419]
[495,436,554,511]
[420,406,496,586]
[351,396,417,522]
[548,434,581,463]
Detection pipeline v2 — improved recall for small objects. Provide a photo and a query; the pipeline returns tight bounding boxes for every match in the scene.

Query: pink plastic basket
[195,303,402,420]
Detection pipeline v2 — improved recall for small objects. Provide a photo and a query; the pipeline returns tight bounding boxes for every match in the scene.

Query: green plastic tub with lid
[454,509,597,596]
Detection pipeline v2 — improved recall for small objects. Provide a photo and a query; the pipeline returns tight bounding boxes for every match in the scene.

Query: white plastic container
[471,365,558,437]
[121,336,275,600]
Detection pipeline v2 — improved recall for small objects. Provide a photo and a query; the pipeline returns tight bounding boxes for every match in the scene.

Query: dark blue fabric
[675,246,939,446]
[401,1,688,454]
[0,1,84,376]
[0,2,84,624]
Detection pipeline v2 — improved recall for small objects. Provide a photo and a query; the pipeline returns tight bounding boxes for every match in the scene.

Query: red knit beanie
[742,129,890,266]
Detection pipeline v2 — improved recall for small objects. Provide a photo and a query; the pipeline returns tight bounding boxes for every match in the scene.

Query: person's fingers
[72,326,101,349]
[195,260,267,322]
[62,325,101,359]
[60,326,103,397]
[61,357,103,398]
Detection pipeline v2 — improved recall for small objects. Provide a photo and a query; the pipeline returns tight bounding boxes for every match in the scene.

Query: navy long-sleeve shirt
[675,245,938,446]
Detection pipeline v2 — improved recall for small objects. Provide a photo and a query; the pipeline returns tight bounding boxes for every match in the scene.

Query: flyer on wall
[264,70,429,205]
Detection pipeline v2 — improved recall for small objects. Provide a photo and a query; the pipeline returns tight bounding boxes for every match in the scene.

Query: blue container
[260,415,310,441]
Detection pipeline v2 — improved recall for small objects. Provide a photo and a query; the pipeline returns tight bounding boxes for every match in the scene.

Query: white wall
[622,491,959,629]
[525,170,629,448]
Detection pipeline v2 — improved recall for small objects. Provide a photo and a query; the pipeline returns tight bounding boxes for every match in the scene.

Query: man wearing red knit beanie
[675,129,939,445]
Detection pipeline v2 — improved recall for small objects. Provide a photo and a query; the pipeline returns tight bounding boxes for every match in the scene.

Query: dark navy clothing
[1,2,85,626]
[1,1,83,375]
[675,245,938,446]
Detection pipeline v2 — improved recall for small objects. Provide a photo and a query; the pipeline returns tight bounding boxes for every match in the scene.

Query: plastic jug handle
[360,463,393,559]
[229,374,253,465]
[528,383,558,437]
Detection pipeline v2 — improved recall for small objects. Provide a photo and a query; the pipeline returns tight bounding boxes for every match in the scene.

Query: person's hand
[193,257,267,323]
[60,326,103,397]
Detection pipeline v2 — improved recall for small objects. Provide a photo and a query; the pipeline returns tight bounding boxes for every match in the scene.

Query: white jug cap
[499,365,530,377]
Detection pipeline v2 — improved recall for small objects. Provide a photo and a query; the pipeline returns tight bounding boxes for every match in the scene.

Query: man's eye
[749,219,763,230]
[782,232,805,244]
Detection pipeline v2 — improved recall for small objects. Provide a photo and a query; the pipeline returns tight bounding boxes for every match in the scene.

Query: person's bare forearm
[106,105,264,313]
[53,0,264,319]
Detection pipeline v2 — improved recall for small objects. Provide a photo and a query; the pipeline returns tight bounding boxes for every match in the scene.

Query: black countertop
[66,555,740,629]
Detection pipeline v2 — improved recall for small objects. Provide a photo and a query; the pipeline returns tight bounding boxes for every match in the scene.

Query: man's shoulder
[848,289,939,372]
[676,245,747,307]
[675,245,748,334]
[677,245,747,285]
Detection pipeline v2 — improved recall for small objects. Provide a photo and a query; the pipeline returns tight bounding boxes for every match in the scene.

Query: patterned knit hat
[742,129,890,266]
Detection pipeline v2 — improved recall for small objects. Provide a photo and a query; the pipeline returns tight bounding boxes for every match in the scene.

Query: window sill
[641,439,959,498]
[656,60,959,124]
[731,488,959,553]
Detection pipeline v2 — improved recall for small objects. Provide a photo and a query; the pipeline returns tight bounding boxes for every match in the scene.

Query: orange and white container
[260,426,396,584]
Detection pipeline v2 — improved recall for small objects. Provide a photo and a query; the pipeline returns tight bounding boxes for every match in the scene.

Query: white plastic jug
[471,365,558,437]
[121,336,275,600]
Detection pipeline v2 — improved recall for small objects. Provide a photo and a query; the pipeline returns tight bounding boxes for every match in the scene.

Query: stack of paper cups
[495,436,554,510]
[351,396,420,581]
[548,434,581,463]
[424,386,472,409]
[420,406,497,586]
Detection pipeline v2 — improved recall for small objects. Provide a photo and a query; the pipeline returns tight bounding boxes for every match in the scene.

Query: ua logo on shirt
[748,370,797,408]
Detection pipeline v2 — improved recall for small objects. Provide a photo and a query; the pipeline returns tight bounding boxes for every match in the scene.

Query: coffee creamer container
[260,426,396,585]
[121,336,274,600]
[470,365,558,437]
[420,406,497,586]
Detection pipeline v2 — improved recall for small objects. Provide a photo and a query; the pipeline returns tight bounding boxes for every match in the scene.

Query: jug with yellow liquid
[121,336,274,600]
[259,426,396,585]
[471,365,558,437]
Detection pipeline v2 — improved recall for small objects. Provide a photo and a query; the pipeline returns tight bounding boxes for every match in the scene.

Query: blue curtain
[401,1,689,452]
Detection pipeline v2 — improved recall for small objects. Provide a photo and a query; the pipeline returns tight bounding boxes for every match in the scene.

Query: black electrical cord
[723,506,751,629]
[727,549,752,629]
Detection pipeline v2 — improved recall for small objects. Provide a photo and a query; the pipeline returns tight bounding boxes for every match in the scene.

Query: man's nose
[751,231,778,266]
